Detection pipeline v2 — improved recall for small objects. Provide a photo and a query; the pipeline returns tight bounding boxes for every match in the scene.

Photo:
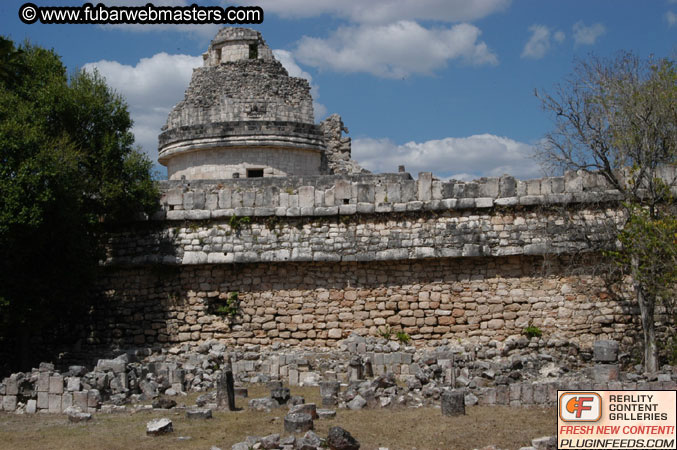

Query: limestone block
[183,251,208,264]
[288,194,299,208]
[314,189,324,206]
[183,191,205,210]
[324,187,335,206]
[432,181,443,200]
[186,408,213,419]
[49,375,64,394]
[37,372,49,392]
[264,186,279,207]
[457,198,475,209]
[588,364,619,382]
[334,180,352,202]
[284,412,314,434]
[339,204,356,215]
[521,384,533,404]
[185,210,209,220]
[205,193,218,209]
[374,184,387,203]
[166,188,183,206]
[218,188,232,209]
[441,390,465,416]
[289,369,299,386]
[232,190,243,208]
[278,192,290,208]
[37,391,49,409]
[356,203,374,213]
[475,197,494,208]
[298,186,315,208]
[289,402,318,419]
[479,178,499,197]
[357,184,374,203]
[516,180,527,196]
[593,340,619,362]
[519,195,543,206]
[375,203,393,213]
[26,399,37,414]
[406,201,423,211]
[62,392,73,410]
[400,181,417,202]
[166,210,186,220]
[565,171,583,192]
[347,395,366,410]
[253,207,275,216]
[5,377,18,395]
[533,384,547,404]
[88,389,101,408]
[494,197,518,206]
[243,190,256,207]
[73,391,88,410]
[146,418,173,436]
[417,172,432,201]
[314,206,339,215]
[386,183,401,203]
[526,179,541,195]
[66,377,81,392]
[48,393,62,413]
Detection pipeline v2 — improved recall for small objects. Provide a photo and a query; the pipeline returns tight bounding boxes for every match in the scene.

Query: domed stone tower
[158,28,327,180]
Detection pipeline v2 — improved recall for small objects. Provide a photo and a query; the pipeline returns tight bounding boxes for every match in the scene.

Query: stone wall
[163,146,323,180]
[91,168,677,354]
[90,255,636,350]
[106,170,635,266]
[163,60,314,130]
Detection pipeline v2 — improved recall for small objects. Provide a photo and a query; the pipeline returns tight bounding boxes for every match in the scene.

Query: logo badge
[559,392,602,422]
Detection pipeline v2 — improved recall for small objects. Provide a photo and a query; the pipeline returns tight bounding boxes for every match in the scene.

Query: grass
[0,385,555,450]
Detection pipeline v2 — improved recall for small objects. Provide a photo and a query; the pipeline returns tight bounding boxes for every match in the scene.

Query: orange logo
[559,392,602,422]
[566,396,595,418]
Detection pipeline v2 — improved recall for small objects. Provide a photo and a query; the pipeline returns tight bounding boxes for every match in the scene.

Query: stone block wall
[164,146,323,180]
[90,256,637,351]
[89,168,677,354]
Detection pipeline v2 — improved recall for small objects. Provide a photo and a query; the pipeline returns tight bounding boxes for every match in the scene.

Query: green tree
[0,38,159,371]
[538,53,676,373]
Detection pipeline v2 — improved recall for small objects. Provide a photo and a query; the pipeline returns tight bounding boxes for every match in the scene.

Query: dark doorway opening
[249,44,258,59]
[247,168,264,178]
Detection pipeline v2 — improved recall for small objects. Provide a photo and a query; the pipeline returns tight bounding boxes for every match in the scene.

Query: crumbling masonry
[92,28,677,357]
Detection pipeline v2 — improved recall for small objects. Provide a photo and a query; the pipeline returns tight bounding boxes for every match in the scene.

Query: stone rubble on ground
[0,337,675,416]
[146,417,173,436]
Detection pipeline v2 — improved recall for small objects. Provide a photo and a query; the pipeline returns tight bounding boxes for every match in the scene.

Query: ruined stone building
[92,27,677,358]
[158,28,364,180]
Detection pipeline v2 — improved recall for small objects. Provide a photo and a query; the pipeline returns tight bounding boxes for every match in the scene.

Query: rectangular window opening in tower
[249,44,258,60]
[215,48,222,63]
[247,168,264,178]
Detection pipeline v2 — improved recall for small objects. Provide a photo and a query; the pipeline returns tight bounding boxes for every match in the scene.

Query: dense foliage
[0,37,159,371]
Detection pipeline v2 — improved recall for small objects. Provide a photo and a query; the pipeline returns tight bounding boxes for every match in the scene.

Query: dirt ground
[0,385,556,450]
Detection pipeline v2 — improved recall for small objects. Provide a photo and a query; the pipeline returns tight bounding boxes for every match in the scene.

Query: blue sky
[2,0,676,180]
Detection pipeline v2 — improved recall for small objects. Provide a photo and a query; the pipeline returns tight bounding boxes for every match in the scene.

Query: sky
[2,0,676,180]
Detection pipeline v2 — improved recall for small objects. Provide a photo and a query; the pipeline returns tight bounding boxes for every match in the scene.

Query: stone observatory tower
[158,28,327,180]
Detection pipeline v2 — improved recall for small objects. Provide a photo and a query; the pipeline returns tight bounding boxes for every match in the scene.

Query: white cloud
[572,21,606,46]
[238,0,510,24]
[84,53,203,161]
[353,134,541,180]
[666,11,677,26]
[295,21,497,78]
[273,49,327,121]
[521,25,558,59]
[553,31,566,43]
